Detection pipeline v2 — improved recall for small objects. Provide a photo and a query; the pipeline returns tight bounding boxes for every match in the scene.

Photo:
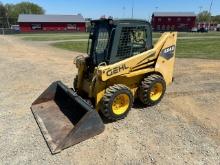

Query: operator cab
[87,18,153,66]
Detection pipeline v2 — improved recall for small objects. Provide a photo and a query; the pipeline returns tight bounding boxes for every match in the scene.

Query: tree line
[0,1,45,28]
[197,11,220,24]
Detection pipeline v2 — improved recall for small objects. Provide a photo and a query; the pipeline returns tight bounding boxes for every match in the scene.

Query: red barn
[18,14,86,32]
[151,12,196,32]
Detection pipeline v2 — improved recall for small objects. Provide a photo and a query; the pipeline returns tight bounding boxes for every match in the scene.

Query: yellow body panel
[75,32,178,111]
[155,33,177,85]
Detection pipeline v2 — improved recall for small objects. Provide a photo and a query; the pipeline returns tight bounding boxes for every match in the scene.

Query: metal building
[18,14,86,32]
[151,12,196,32]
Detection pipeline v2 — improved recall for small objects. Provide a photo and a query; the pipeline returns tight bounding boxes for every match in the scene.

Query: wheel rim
[112,94,130,115]
[150,83,163,101]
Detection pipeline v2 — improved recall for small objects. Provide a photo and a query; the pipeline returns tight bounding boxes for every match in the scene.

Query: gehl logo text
[105,64,129,76]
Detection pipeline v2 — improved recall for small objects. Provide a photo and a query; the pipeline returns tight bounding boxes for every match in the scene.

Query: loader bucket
[31,81,105,154]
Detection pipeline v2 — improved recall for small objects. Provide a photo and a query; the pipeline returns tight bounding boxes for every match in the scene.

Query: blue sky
[1,0,220,19]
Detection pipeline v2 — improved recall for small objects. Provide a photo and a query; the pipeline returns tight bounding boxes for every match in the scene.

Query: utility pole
[208,0,213,30]
[198,6,203,26]
[6,6,10,29]
[131,0,134,18]
[199,6,203,13]
[122,6,126,18]
[209,0,213,14]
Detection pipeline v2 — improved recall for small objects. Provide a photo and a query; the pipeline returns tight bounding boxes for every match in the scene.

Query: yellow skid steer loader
[31,18,177,154]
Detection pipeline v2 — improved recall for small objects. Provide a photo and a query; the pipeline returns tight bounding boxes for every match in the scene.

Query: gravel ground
[0,35,220,165]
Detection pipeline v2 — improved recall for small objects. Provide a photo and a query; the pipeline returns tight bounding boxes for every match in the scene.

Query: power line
[209,0,213,14]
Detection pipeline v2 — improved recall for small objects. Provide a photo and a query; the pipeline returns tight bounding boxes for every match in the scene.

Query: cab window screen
[117,26,147,58]
[95,27,109,54]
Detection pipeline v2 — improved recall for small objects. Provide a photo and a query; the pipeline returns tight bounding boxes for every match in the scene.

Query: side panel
[155,32,177,85]
[93,80,106,111]
[98,49,156,81]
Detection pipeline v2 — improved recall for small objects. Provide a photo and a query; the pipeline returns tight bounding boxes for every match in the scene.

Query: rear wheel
[138,74,166,106]
[100,84,133,121]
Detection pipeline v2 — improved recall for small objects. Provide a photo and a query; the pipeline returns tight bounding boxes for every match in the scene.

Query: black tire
[138,74,166,106]
[100,84,133,121]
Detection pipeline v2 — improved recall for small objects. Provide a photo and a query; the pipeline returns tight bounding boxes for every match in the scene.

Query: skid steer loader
[31,18,177,154]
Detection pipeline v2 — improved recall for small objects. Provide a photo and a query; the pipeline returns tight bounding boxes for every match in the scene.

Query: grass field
[51,32,220,59]
[19,33,88,41]
[177,38,220,59]
[17,32,88,37]
[153,32,220,38]
[52,41,88,53]
[17,32,220,59]
[19,31,220,42]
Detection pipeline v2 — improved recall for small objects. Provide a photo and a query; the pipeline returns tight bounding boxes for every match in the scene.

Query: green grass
[52,41,88,53]
[22,35,89,41]
[153,32,220,38]
[176,38,220,59]
[19,32,220,41]
[51,37,220,60]
[16,32,89,41]
[17,32,220,59]
[16,32,89,37]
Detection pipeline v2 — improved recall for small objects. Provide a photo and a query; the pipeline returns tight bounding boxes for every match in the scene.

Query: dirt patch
[0,35,219,164]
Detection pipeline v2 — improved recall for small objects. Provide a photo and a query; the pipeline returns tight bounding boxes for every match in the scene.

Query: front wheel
[138,74,166,106]
[100,84,133,121]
